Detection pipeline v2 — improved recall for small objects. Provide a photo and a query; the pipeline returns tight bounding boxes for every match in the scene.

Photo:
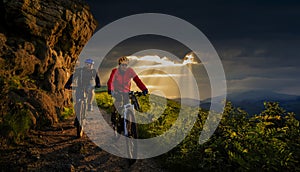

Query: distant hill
[201,90,300,118]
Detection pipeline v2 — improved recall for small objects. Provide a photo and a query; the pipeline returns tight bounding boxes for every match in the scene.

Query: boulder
[0,0,97,133]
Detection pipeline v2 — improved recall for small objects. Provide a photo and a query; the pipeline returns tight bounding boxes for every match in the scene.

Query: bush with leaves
[95,92,300,171]
[158,101,300,171]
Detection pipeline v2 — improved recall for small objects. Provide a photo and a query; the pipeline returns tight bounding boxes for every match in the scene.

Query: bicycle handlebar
[112,91,146,97]
[128,91,144,97]
[112,91,145,111]
[65,85,98,90]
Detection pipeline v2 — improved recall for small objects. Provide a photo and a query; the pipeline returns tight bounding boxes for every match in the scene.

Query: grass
[60,107,74,121]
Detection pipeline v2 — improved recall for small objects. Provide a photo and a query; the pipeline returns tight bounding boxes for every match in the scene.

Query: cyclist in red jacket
[107,56,148,133]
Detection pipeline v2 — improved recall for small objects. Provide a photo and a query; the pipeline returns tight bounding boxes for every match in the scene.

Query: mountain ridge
[201,90,300,117]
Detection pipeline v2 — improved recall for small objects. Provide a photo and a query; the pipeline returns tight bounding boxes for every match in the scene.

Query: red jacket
[107,67,147,93]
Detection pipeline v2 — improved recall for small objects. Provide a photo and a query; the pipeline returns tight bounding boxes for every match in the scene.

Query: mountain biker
[65,58,101,112]
[107,56,148,133]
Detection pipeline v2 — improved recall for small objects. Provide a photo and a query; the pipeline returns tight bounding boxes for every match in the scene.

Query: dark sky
[84,0,300,96]
[86,0,300,40]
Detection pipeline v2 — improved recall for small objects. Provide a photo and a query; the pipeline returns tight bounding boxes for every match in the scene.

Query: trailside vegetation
[98,92,300,171]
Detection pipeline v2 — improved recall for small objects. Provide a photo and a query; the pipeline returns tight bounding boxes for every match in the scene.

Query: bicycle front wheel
[125,110,138,164]
[76,100,85,138]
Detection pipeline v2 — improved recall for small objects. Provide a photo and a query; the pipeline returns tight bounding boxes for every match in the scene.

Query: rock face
[0,0,97,134]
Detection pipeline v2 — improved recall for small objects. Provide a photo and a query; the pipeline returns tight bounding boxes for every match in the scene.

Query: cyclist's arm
[94,70,101,88]
[107,68,117,93]
[133,75,147,91]
[65,68,82,89]
[130,68,147,92]
[95,75,101,88]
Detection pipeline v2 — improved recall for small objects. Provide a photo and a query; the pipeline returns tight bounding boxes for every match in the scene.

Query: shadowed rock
[0,0,97,135]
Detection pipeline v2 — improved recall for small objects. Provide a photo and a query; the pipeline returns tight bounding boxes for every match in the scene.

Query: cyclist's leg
[74,102,80,127]
[120,93,130,134]
[116,106,124,134]
[111,95,123,134]
[75,89,85,138]
[77,100,85,138]
[87,86,95,111]
[125,109,138,165]
[125,114,131,137]
[74,90,83,127]
[111,105,117,126]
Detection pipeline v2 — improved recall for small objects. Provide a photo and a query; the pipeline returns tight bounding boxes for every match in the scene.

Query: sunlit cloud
[128,55,178,66]
[139,74,184,78]
[99,51,216,100]
[183,52,198,65]
[127,52,207,99]
[128,52,200,68]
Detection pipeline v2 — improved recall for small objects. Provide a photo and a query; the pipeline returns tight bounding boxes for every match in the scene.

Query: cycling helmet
[84,58,94,65]
[118,56,129,65]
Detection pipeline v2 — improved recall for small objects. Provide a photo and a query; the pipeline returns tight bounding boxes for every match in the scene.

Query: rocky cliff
[0,0,97,140]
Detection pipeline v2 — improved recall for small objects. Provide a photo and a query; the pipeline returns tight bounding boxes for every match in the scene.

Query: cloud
[279,86,300,96]
[217,38,300,97]
[128,55,178,68]
[216,39,300,65]
[182,52,198,65]
[227,76,300,95]
[85,0,300,98]
[139,73,183,78]
[137,55,175,65]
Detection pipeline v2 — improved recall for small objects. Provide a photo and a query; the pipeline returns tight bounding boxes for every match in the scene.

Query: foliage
[7,75,36,90]
[94,86,109,93]
[95,91,114,113]
[59,106,74,121]
[0,75,35,144]
[95,92,300,171]
[160,101,300,171]
[137,95,182,139]
[0,103,33,144]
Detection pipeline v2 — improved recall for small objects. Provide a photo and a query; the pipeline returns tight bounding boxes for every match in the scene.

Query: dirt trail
[0,108,167,172]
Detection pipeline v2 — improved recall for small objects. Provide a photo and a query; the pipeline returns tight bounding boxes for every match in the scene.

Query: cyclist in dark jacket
[65,58,101,112]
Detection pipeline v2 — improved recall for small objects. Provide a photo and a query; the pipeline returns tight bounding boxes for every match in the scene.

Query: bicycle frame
[112,91,142,164]
[117,91,141,137]
[124,103,135,137]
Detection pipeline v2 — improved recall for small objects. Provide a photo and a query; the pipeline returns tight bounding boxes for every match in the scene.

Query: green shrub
[60,106,74,120]
[95,91,300,171]
[0,105,32,144]
[95,92,113,113]
[160,101,300,171]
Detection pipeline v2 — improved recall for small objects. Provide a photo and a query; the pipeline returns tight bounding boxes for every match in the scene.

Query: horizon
[97,53,300,101]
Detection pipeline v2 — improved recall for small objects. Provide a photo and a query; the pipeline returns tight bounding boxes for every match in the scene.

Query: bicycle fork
[124,103,135,137]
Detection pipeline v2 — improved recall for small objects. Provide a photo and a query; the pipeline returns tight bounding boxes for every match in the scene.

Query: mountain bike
[112,91,143,165]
